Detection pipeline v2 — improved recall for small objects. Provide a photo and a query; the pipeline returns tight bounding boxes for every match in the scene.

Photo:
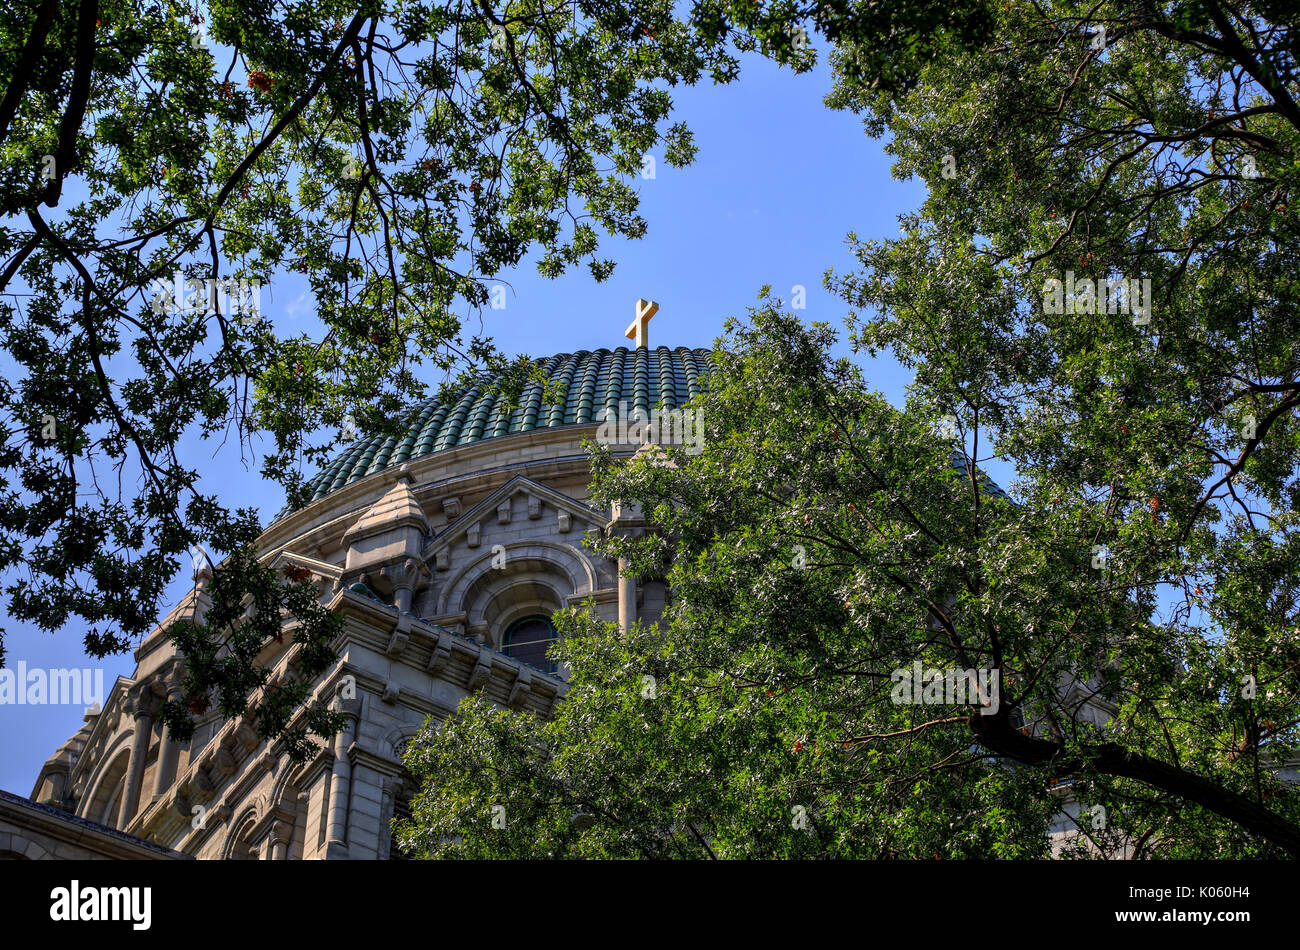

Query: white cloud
[285,290,309,318]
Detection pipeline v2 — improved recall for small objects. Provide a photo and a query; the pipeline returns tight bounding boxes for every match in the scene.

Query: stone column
[151,684,184,803]
[269,820,291,861]
[618,557,637,632]
[325,694,360,856]
[121,683,161,828]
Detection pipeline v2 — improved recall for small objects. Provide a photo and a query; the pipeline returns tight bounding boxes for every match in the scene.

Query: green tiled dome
[274,343,1011,523]
[278,346,713,520]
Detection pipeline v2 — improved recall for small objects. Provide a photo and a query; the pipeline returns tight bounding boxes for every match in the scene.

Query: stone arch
[383,724,423,761]
[78,740,132,828]
[475,577,567,651]
[268,761,300,820]
[221,804,261,860]
[435,539,596,617]
[265,768,304,862]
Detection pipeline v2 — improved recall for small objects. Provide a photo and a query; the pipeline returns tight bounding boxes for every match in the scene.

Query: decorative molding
[507,667,533,710]
[386,625,411,658]
[467,652,493,692]
[235,723,259,753]
[435,538,600,616]
[421,474,605,563]
[425,633,453,675]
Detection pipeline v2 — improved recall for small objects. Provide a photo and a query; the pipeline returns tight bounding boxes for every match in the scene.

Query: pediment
[422,475,604,564]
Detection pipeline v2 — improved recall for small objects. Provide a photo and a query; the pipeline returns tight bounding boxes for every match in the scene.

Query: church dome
[282,346,714,519]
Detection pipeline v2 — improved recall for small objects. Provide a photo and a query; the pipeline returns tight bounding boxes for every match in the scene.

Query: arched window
[502,615,558,674]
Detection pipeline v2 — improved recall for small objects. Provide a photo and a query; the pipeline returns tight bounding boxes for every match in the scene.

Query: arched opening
[224,814,260,860]
[79,748,131,829]
[502,615,559,674]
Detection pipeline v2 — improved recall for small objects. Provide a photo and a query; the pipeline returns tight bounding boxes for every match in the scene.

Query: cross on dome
[625,298,658,349]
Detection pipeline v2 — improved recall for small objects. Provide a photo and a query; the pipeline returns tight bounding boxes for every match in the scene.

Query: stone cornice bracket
[235,721,260,754]
[381,557,430,613]
[507,666,533,710]
[171,786,194,821]
[382,774,409,798]
[157,658,187,695]
[383,556,427,589]
[467,651,493,692]
[425,630,453,675]
[608,498,647,529]
[195,765,218,793]
[386,613,413,658]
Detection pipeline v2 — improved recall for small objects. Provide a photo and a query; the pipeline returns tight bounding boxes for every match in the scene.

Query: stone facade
[25,413,659,859]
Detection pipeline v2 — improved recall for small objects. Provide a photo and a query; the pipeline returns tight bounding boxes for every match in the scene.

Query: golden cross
[626,298,658,349]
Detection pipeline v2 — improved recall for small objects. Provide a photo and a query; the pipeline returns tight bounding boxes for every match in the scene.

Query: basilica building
[7,307,1250,862]
[9,308,698,860]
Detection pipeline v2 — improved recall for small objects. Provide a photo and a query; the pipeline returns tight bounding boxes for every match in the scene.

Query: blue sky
[1,52,935,795]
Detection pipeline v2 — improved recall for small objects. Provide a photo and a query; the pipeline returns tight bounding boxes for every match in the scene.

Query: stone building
[17,314,699,859]
[12,308,1288,861]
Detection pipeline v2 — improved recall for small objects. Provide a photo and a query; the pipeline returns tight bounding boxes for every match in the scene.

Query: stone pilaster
[324,693,361,858]
[151,675,185,803]
[618,556,637,632]
[121,681,163,829]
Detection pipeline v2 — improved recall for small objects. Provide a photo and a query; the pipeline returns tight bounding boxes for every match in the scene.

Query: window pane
[503,617,557,673]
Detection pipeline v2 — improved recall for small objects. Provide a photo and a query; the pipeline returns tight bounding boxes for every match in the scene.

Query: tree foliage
[0,0,738,751]
[399,308,1299,858]
[400,0,1300,856]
